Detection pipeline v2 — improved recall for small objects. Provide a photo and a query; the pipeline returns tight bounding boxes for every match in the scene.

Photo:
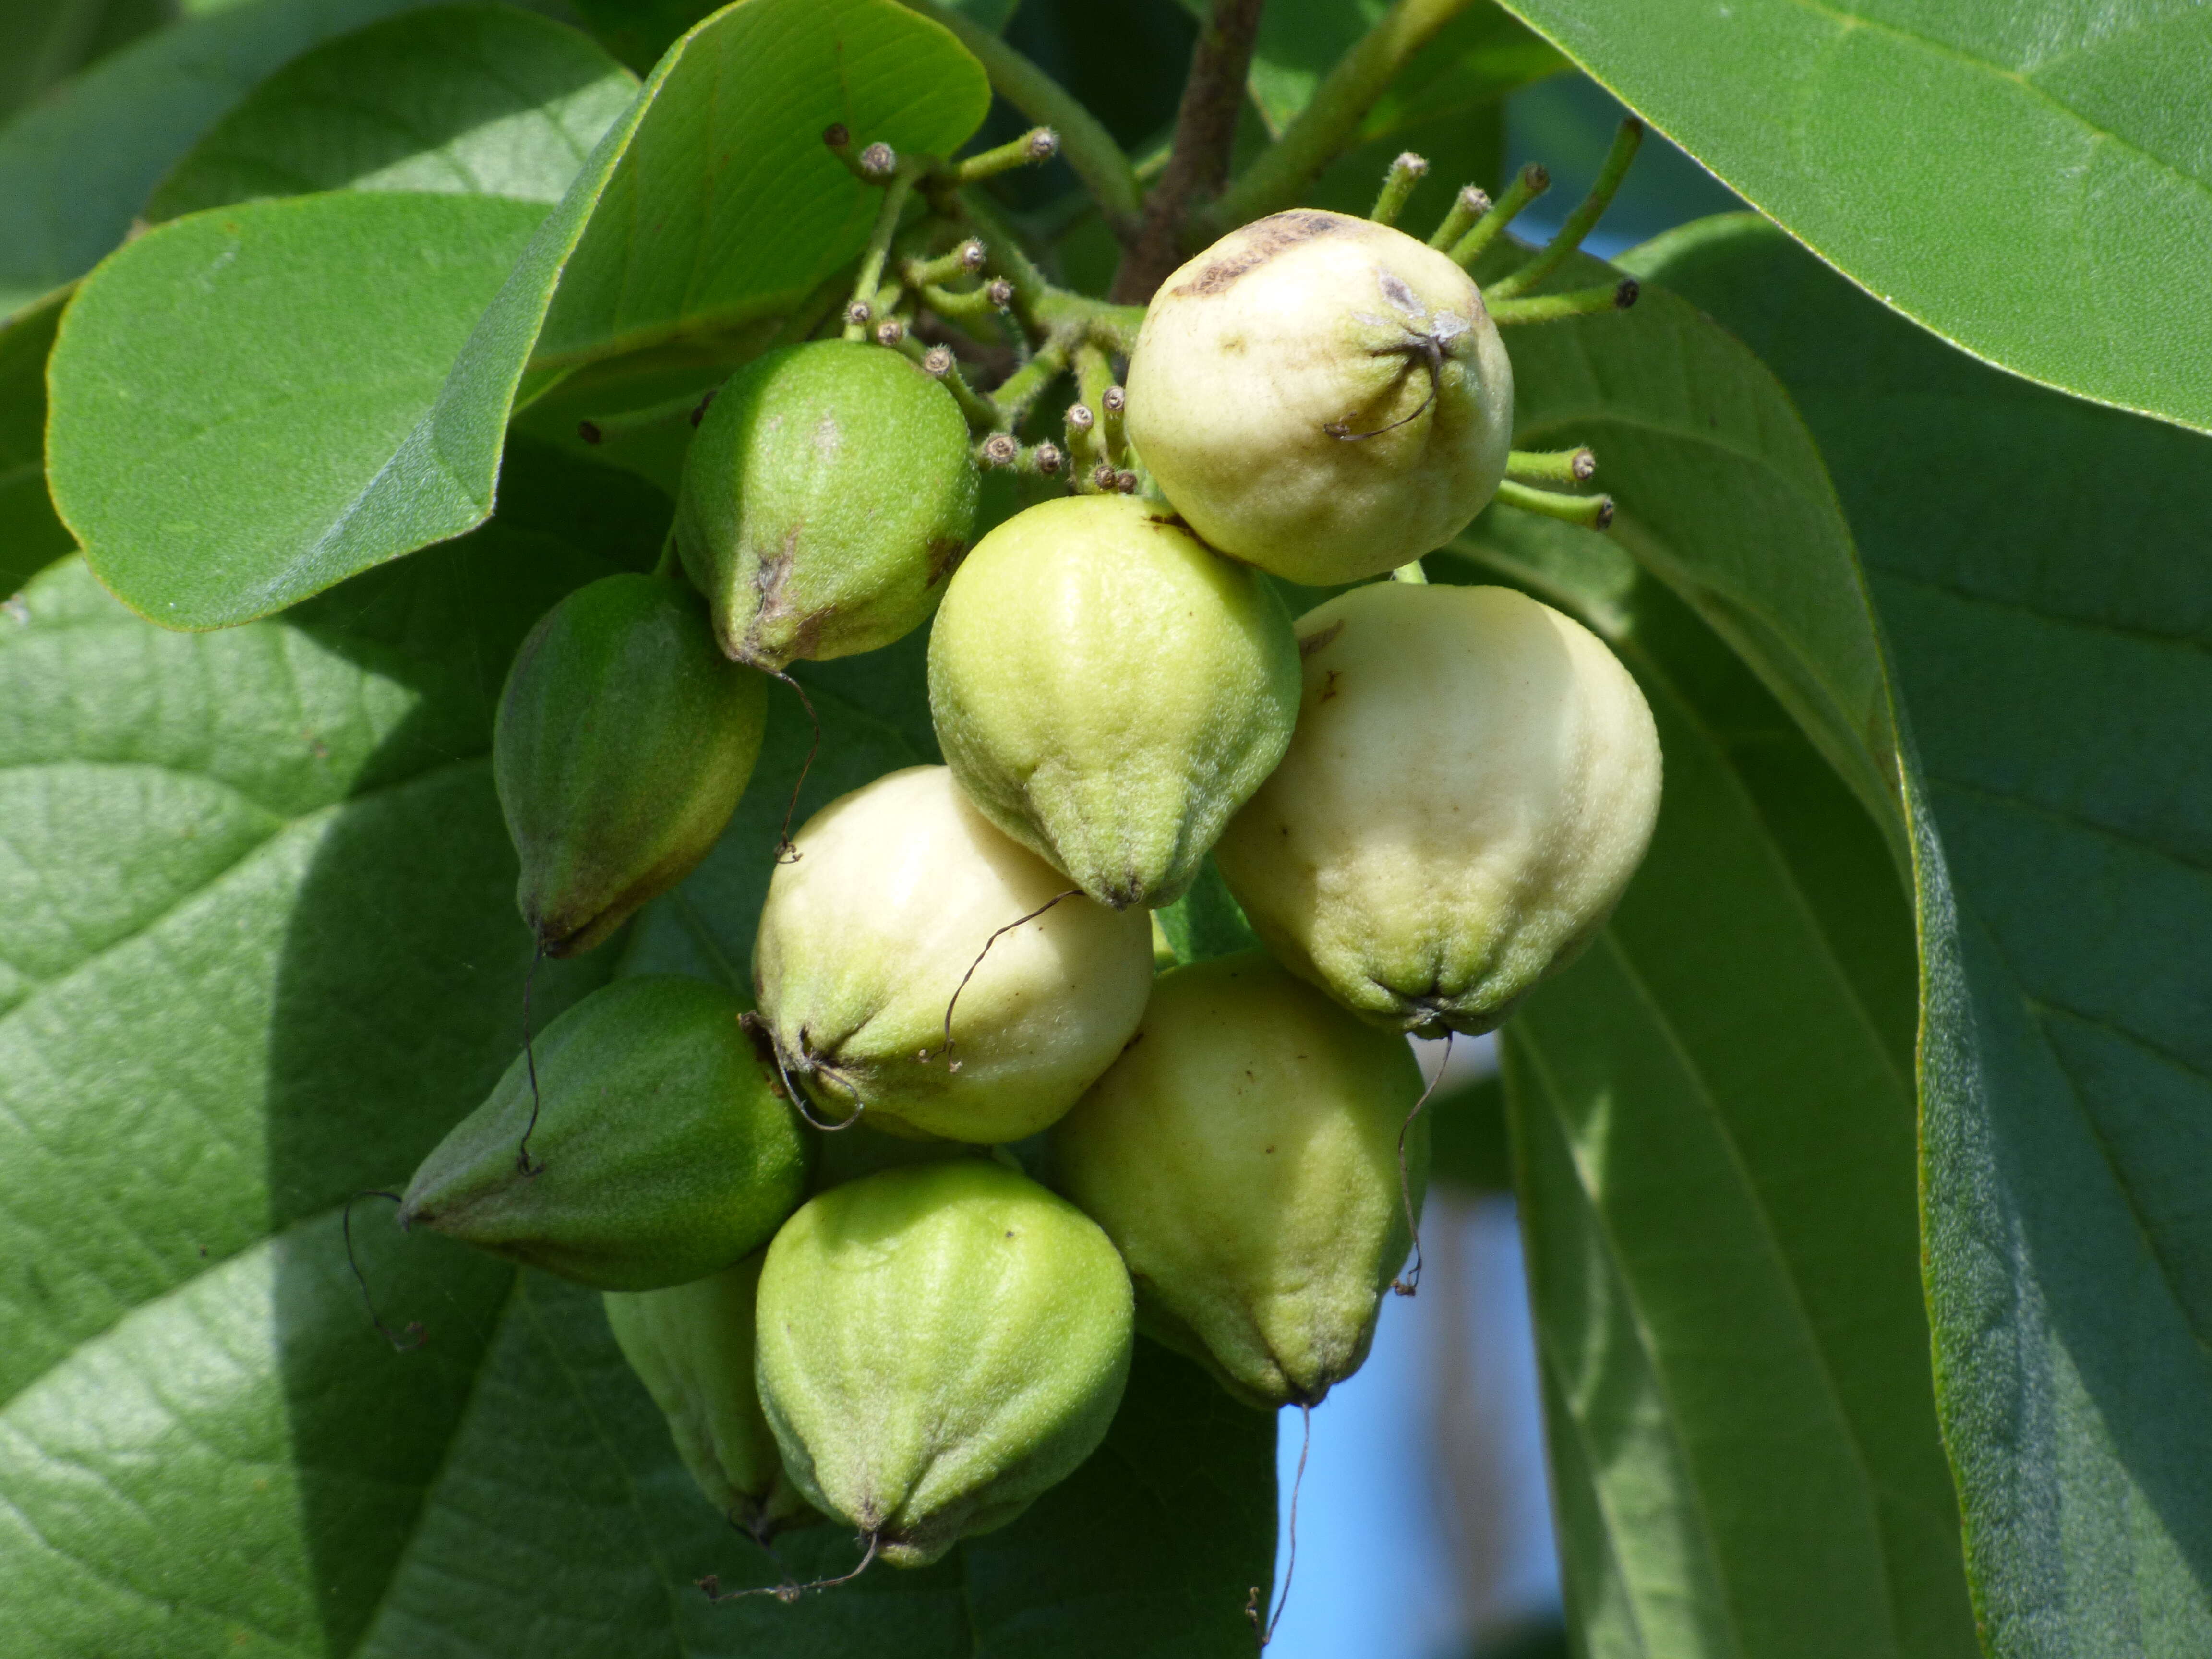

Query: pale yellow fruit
[752,765,1154,1143]
[1050,950,1425,1409]
[754,1161,1133,1566]
[1214,582,1661,1036]
[1125,210,1514,584]
[928,493,1299,910]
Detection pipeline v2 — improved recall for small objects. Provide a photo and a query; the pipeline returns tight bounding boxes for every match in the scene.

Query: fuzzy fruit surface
[497,574,765,956]
[928,494,1299,910]
[674,340,978,670]
[754,1160,1133,1567]
[604,1253,815,1541]
[1051,950,1425,1410]
[400,976,812,1290]
[1124,210,1514,585]
[1215,582,1661,1037]
[752,766,1153,1143]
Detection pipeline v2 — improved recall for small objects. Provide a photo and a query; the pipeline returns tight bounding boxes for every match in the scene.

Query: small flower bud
[922,345,955,378]
[845,299,873,327]
[1395,151,1430,179]
[1092,463,1120,493]
[1065,403,1094,435]
[1033,443,1064,476]
[1025,128,1060,162]
[875,318,906,348]
[822,123,850,150]
[1460,184,1492,216]
[1570,447,1597,482]
[981,433,1019,468]
[958,239,987,272]
[859,142,898,180]
[1115,470,1139,494]
[1100,385,1126,416]
[985,278,1015,310]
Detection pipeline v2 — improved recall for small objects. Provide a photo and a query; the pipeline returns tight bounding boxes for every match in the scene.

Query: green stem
[893,334,999,433]
[1488,280,1639,326]
[1201,0,1479,238]
[1389,558,1430,584]
[1425,183,1490,251]
[890,0,1142,234]
[956,127,1059,185]
[1485,118,1644,300]
[845,172,918,338]
[956,190,1147,351]
[1370,152,1430,227]
[1494,478,1614,531]
[990,325,1081,431]
[1505,446,1596,484]
[1448,163,1548,270]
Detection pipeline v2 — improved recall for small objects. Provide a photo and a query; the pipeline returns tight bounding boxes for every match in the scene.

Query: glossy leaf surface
[1634,214,2212,1659]
[147,3,637,218]
[1501,0,2212,436]
[45,0,990,629]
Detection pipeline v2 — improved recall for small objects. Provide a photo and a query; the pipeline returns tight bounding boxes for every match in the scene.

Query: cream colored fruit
[754,1161,1133,1566]
[602,1254,814,1541]
[1124,210,1514,584]
[1214,582,1660,1037]
[1050,950,1425,1409]
[928,493,1299,910]
[751,765,1154,1143]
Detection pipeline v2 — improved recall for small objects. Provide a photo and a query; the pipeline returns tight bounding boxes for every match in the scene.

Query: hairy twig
[1201,0,1479,238]
[1110,0,1269,301]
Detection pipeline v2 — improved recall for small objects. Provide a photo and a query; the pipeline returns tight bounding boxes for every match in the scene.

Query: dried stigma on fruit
[752,766,1153,1142]
[755,1161,1133,1566]
[1215,582,1661,1036]
[1051,950,1425,1409]
[401,976,812,1290]
[498,574,766,956]
[605,1253,815,1541]
[675,341,978,670]
[928,494,1299,909]
[1124,210,1514,584]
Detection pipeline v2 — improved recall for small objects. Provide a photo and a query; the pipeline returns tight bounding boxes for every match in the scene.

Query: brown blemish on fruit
[1173,211,1351,297]
[738,528,835,666]
[1298,621,1345,658]
[1319,669,1343,702]
[925,535,969,586]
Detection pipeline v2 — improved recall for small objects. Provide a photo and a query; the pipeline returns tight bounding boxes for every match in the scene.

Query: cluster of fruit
[394,137,1663,1593]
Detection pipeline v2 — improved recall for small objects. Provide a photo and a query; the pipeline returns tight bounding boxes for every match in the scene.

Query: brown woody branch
[1108,0,1268,303]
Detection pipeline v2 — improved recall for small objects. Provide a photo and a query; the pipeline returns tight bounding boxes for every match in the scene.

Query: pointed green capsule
[927,494,1300,910]
[497,574,767,957]
[1214,582,1662,1036]
[755,1161,1133,1566]
[401,976,812,1290]
[674,340,979,670]
[604,1254,815,1541]
[1050,950,1426,1409]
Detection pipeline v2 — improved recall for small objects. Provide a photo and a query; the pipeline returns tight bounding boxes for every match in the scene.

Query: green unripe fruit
[928,494,1299,909]
[497,574,766,956]
[604,1254,815,1540]
[674,340,979,670]
[752,765,1154,1143]
[1051,950,1425,1410]
[755,1161,1133,1566]
[1124,210,1514,584]
[1215,582,1661,1037]
[401,976,812,1290]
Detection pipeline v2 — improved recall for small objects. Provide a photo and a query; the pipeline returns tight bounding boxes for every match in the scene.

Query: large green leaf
[1441,225,1979,1653]
[0,289,72,596]
[46,0,990,630]
[1632,215,2212,1658]
[0,457,1273,1654]
[1449,525,1969,1659]
[146,3,638,218]
[1499,0,2212,439]
[0,0,448,318]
